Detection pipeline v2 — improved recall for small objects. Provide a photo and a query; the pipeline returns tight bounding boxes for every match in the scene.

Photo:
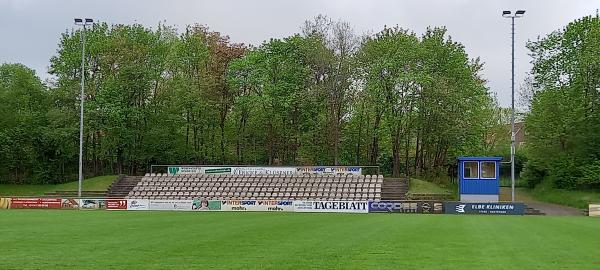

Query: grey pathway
[499,187,583,216]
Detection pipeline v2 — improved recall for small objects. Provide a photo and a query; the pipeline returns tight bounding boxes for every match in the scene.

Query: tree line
[522,14,600,189]
[0,16,503,184]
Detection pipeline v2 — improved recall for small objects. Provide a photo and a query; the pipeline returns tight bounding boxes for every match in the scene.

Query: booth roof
[457,156,503,161]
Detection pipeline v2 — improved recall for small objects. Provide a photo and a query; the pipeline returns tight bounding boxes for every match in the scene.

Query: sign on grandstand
[231,167,296,175]
[127,199,149,210]
[443,202,525,215]
[368,201,443,214]
[166,166,363,175]
[296,166,362,175]
[293,201,369,213]
[220,200,293,211]
[167,166,296,175]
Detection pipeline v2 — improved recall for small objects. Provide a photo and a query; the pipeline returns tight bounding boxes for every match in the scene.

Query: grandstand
[124,173,385,201]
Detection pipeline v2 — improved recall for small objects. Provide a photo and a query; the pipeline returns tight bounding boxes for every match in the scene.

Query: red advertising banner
[10,198,62,209]
[106,199,127,210]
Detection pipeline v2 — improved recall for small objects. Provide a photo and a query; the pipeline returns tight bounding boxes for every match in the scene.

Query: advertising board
[220,200,293,211]
[148,199,193,211]
[293,201,368,213]
[368,201,443,214]
[589,204,600,217]
[444,202,525,215]
[0,198,11,209]
[61,198,79,209]
[106,199,128,210]
[10,198,62,209]
[191,199,222,211]
[79,199,106,210]
[127,199,149,210]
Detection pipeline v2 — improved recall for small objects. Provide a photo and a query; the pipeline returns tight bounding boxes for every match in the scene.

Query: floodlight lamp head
[502,11,511,17]
[85,18,93,23]
[74,18,83,24]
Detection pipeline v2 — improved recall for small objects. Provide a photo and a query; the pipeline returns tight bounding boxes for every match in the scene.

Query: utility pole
[74,18,93,199]
[502,10,525,202]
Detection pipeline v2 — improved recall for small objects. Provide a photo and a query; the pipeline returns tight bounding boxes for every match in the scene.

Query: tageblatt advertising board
[220,200,293,211]
[293,201,368,213]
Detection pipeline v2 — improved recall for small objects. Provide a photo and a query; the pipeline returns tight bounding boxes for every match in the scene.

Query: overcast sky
[1,0,598,107]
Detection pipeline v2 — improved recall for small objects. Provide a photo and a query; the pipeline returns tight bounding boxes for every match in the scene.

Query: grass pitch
[1,211,598,270]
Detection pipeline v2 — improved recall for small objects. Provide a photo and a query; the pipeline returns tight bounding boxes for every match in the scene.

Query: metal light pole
[74,18,93,199]
[502,10,525,202]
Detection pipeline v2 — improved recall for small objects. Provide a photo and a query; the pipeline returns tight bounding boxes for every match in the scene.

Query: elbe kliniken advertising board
[369,201,443,214]
[444,202,525,215]
[293,201,369,213]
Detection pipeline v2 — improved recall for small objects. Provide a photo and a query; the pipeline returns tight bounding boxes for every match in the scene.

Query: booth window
[463,161,479,179]
[481,161,496,179]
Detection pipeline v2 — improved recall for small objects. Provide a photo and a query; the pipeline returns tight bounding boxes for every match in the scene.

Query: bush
[520,162,546,188]
[577,160,600,188]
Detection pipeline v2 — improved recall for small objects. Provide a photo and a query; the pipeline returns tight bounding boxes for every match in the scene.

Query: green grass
[0,175,117,196]
[524,182,600,209]
[409,178,452,194]
[1,211,598,270]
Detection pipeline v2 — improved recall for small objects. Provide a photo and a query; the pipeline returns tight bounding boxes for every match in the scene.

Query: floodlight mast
[501,10,525,202]
[74,18,93,199]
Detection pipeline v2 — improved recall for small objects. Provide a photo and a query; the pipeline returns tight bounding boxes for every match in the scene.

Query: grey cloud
[1,0,598,107]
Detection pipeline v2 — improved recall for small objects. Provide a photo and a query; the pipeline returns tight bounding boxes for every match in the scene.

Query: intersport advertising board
[220,200,293,211]
[293,201,369,213]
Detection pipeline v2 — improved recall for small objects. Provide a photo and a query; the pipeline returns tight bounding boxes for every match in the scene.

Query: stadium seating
[126,173,383,201]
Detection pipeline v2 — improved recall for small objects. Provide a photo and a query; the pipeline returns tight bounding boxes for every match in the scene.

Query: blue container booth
[458,157,502,202]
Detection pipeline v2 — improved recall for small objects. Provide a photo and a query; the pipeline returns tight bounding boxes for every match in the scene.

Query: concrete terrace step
[381,178,408,200]
[106,175,142,198]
